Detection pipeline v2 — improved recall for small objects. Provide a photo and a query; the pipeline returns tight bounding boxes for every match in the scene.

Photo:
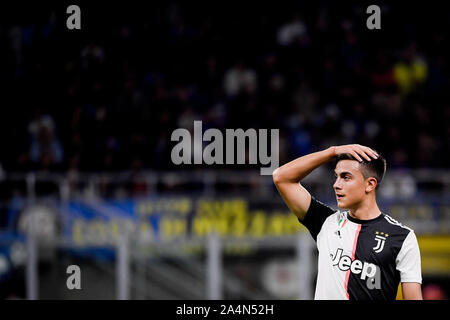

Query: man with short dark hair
[273,144,422,300]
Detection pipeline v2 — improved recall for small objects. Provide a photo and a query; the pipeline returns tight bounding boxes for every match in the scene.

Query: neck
[348,195,381,220]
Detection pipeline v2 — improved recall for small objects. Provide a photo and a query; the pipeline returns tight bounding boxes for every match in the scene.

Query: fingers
[355,146,372,161]
[359,145,379,159]
[354,145,378,162]
[336,144,380,162]
[350,150,363,162]
[366,147,378,159]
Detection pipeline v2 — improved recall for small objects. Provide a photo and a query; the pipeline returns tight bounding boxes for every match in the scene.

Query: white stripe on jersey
[384,215,412,232]
[315,212,360,300]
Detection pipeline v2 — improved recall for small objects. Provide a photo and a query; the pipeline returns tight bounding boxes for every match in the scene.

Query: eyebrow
[334,171,353,177]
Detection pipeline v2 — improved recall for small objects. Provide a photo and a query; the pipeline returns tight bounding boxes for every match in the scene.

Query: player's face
[333,160,367,209]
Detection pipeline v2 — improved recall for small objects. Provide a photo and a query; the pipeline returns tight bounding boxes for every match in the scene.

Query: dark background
[0,1,448,174]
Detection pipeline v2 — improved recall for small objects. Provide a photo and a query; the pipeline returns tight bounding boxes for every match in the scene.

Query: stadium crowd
[0,2,449,174]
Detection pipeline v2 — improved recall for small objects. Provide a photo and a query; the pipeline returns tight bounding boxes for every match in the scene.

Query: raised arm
[273,145,378,221]
[272,147,335,221]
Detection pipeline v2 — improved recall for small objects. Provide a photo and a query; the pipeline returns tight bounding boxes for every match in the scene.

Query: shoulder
[323,208,346,226]
[379,213,415,243]
[381,214,414,233]
[306,196,337,216]
[302,197,340,241]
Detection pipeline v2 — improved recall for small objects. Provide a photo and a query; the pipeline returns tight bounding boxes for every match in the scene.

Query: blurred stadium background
[0,1,449,300]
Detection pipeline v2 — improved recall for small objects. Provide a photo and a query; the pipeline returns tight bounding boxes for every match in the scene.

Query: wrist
[328,146,337,157]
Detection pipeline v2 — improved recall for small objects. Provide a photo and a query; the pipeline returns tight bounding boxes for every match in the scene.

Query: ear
[365,177,378,193]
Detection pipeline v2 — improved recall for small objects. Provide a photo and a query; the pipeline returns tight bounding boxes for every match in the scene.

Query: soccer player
[273,144,422,300]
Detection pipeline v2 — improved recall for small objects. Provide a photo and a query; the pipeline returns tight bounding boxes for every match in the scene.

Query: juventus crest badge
[373,231,388,253]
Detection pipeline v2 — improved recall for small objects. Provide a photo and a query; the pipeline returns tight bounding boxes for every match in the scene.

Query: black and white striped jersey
[300,196,422,300]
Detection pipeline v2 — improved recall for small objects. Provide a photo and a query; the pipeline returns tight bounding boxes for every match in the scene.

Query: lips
[336,194,345,200]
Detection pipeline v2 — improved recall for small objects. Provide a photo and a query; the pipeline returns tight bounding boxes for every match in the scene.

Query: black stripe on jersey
[301,196,335,241]
[346,213,411,300]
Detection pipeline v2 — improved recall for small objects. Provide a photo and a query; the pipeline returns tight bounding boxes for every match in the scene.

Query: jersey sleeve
[301,196,336,241]
[396,231,422,284]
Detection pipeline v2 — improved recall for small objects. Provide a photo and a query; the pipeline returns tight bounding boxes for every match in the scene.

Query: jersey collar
[346,212,384,225]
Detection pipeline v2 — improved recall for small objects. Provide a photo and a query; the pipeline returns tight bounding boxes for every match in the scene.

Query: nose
[333,179,342,191]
